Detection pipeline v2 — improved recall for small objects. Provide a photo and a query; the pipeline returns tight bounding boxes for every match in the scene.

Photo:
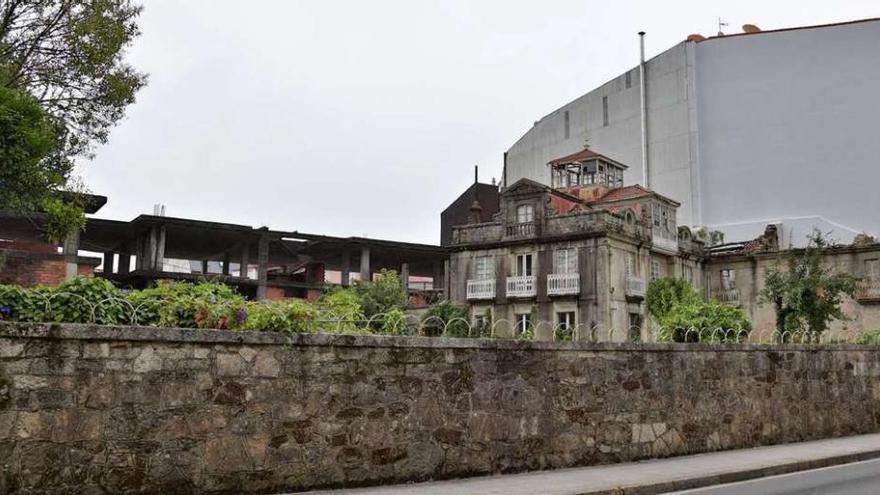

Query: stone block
[133,346,162,373]
[253,352,280,377]
[216,353,244,377]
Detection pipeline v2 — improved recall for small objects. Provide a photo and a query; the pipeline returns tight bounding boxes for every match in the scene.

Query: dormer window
[516,204,535,223]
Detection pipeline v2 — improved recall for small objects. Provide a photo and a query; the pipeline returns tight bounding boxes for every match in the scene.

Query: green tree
[0,0,146,240]
[760,230,858,338]
[352,269,407,318]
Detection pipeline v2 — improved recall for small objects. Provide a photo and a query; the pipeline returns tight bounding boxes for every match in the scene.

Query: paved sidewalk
[291,433,880,495]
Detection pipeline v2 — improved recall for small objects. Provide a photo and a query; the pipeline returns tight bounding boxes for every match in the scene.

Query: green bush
[352,269,406,319]
[243,299,315,333]
[316,288,366,334]
[127,280,245,328]
[647,277,751,343]
[855,329,880,345]
[421,302,469,337]
[0,284,49,322]
[50,277,126,325]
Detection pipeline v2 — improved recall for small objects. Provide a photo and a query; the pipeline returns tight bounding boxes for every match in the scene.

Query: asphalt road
[669,458,880,495]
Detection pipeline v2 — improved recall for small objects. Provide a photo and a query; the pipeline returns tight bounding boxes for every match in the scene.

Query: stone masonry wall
[1,322,879,494]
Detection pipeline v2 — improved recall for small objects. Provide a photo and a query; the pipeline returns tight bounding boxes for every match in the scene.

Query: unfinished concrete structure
[448,149,704,340]
[504,18,880,246]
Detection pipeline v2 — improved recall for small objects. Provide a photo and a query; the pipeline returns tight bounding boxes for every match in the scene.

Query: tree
[760,230,858,338]
[0,0,146,239]
[352,269,407,319]
[647,277,750,342]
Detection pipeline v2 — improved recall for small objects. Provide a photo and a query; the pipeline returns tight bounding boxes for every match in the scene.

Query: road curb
[585,449,880,494]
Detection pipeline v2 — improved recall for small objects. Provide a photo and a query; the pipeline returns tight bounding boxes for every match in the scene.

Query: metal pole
[639,31,649,188]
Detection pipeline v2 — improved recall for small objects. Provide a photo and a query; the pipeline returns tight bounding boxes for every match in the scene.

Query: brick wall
[1,323,879,494]
[0,250,99,287]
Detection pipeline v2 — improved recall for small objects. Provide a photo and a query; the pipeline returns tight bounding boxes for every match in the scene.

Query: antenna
[717,17,728,35]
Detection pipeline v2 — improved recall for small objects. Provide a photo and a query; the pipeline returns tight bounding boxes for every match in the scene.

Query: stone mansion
[447,148,880,341]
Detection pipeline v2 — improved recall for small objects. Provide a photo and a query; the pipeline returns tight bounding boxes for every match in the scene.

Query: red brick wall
[0,250,98,287]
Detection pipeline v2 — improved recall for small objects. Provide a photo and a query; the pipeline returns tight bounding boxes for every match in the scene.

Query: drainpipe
[639,31,649,188]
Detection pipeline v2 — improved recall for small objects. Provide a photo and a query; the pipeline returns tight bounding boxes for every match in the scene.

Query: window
[628,313,642,342]
[516,204,534,223]
[720,269,736,290]
[474,256,494,280]
[582,161,597,185]
[650,260,662,281]
[515,253,533,277]
[554,248,577,274]
[625,252,637,277]
[652,203,677,236]
[866,259,880,280]
[515,313,532,335]
[602,96,609,127]
[557,311,575,331]
[683,265,694,284]
[625,70,632,89]
[564,110,570,139]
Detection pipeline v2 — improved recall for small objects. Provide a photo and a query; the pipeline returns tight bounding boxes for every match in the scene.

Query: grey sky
[77,0,879,245]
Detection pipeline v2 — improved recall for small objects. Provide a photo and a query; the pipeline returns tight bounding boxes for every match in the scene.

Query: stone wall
[1,323,879,494]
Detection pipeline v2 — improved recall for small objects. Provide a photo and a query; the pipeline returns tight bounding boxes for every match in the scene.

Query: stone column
[118,250,130,275]
[256,234,269,300]
[222,252,231,276]
[359,246,371,282]
[340,249,351,287]
[443,259,451,300]
[201,260,209,274]
[63,230,80,281]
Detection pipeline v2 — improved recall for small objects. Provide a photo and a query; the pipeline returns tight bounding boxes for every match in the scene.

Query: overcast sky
[77,0,878,245]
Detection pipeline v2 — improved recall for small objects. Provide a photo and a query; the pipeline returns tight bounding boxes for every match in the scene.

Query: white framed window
[516,204,534,223]
[515,253,533,277]
[721,269,736,290]
[553,248,577,274]
[625,252,637,277]
[650,260,662,281]
[557,311,575,331]
[474,256,494,280]
[515,313,532,334]
[683,265,694,284]
[866,259,880,280]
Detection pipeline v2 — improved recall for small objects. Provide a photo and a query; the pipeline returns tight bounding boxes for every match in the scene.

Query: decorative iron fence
[1,291,876,345]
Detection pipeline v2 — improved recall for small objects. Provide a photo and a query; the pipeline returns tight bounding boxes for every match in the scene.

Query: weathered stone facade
[1,322,879,494]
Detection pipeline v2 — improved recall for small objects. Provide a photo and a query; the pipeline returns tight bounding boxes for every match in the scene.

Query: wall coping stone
[1,321,878,353]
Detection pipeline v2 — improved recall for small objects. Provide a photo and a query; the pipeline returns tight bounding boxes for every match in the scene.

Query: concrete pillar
[256,234,269,300]
[400,263,410,291]
[443,259,451,301]
[240,239,250,279]
[102,252,114,275]
[432,262,444,290]
[201,260,209,274]
[146,225,166,271]
[156,225,166,272]
[340,250,351,287]
[359,246,371,282]
[222,252,230,276]
[118,251,130,275]
[63,230,80,281]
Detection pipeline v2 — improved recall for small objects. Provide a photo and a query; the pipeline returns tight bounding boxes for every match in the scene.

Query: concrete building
[504,18,880,247]
[448,149,704,341]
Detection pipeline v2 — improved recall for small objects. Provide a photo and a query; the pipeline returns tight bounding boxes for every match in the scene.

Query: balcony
[856,279,880,303]
[466,279,495,300]
[651,234,679,255]
[506,275,536,298]
[506,222,535,238]
[547,273,580,296]
[625,276,646,299]
[713,288,741,306]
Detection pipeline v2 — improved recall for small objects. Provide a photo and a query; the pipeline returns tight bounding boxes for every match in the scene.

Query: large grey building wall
[695,20,880,244]
[504,42,700,226]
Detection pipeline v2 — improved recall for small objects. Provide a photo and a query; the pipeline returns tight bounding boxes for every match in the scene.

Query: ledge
[1,322,878,353]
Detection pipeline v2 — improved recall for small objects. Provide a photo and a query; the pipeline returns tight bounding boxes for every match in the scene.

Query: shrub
[49,277,126,324]
[0,284,48,322]
[243,299,315,333]
[352,269,406,319]
[648,277,751,343]
[421,302,469,337]
[127,280,245,328]
[316,288,365,334]
[855,329,880,345]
